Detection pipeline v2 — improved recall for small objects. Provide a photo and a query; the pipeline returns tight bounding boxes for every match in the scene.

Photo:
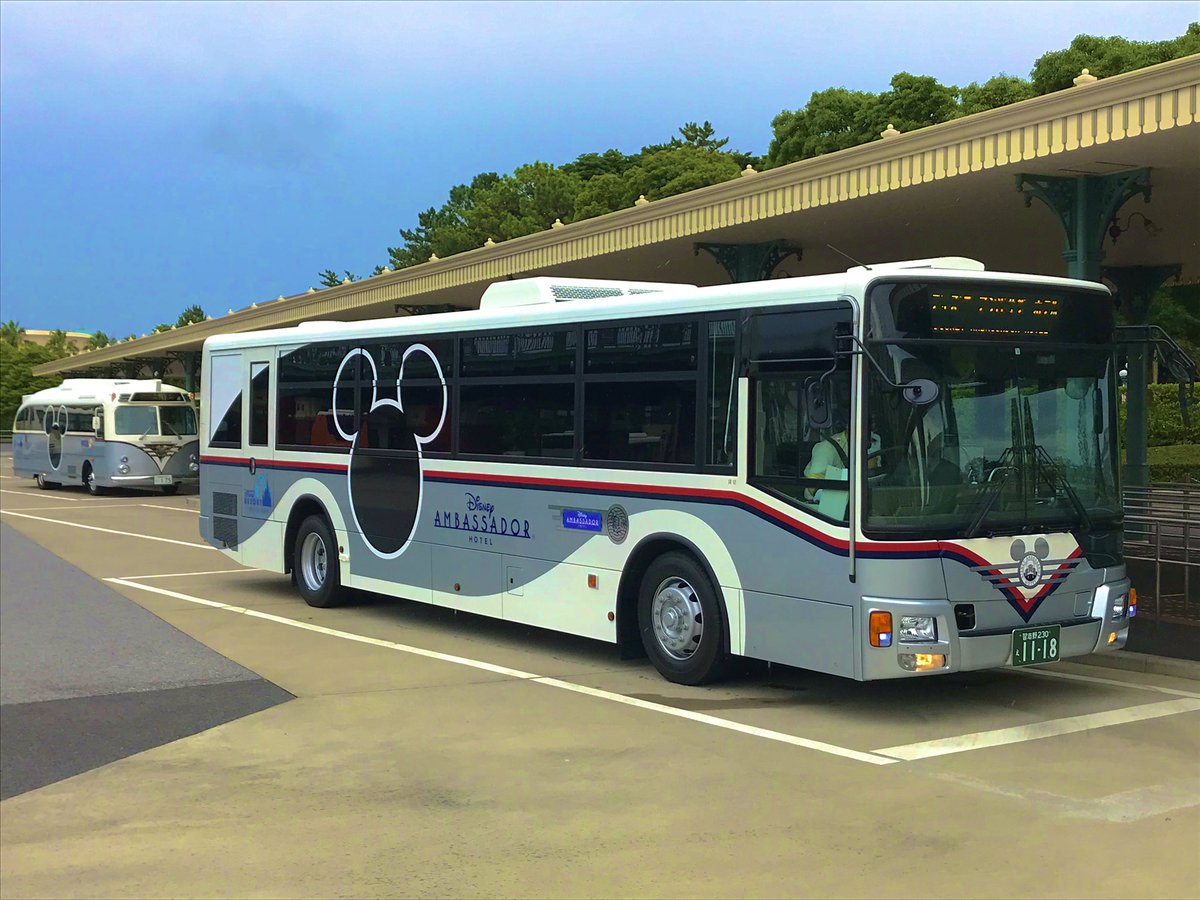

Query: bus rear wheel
[638,551,731,685]
[83,464,106,496]
[293,515,345,608]
[35,474,54,490]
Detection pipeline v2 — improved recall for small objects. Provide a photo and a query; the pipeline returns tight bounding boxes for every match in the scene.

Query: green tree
[958,75,1037,117]
[1,320,23,347]
[176,305,206,327]
[1031,24,1200,94]
[0,336,73,427]
[319,269,359,287]
[876,72,960,133]
[86,331,113,350]
[45,329,76,357]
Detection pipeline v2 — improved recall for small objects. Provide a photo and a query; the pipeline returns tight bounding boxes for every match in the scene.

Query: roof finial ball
[881,123,901,139]
[1073,68,1098,86]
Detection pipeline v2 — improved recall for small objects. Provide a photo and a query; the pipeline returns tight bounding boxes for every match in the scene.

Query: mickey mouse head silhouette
[1010,537,1050,589]
[337,344,446,558]
[45,405,66,469]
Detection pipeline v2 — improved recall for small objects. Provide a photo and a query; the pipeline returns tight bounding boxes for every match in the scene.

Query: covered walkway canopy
[36,55,1199,382]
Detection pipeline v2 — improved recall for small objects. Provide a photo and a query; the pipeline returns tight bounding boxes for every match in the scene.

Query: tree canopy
[318,26,1196,284]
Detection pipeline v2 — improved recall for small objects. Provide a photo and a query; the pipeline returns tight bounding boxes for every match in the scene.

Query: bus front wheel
[638,551,731,685]
[293,515,345,608]
[35,474,54,490]
[83,464,105,496]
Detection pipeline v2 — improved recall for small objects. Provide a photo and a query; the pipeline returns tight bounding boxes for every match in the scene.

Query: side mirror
[902,379,940,406]
[805,379,833,430]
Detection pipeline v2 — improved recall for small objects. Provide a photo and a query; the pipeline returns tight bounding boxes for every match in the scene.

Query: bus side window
[706,319,737,467]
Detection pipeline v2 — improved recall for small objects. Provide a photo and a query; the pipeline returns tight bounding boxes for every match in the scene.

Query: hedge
[1147,443,1200,485]
[1119,382,1200,448]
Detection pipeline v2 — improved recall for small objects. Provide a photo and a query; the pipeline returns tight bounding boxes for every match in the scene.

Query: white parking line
[140,503,200,513]
[122,568,259,580]
[0,488,80,500]
[0,503,139,512]
[875,698,1200,761]
[0,510,214,549]
[1012,665,1200,700]
[105,577,898,767]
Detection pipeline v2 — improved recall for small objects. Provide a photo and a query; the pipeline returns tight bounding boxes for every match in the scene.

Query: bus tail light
[869,611,892,648]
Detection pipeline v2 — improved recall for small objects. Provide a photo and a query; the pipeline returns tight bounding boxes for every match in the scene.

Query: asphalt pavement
[0,522,291,799]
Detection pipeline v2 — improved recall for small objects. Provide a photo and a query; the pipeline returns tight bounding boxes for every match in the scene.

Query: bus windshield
[114,404,198,437]
[863,281,1120,539]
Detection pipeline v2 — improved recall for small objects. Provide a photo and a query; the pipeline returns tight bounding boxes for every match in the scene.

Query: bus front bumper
[109,474,198,488]
[862,580,1131,679]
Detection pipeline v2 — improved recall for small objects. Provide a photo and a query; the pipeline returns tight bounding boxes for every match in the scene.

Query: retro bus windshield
[862,280,1120,539]
[114,404,198,437]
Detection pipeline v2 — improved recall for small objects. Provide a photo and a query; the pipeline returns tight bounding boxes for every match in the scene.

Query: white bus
[13,378,199,495]
[199,259,1135,684]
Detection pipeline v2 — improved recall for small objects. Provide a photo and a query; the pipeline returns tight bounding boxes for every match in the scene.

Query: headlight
[1111,595,1127,619]
[899,616,937,643]
[118,464,130,474]
[189,462,199,472]
[190,452,197,463]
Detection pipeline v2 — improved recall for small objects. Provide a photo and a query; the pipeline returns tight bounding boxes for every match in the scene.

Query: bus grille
[213,491,238,516]
[213,515,238,549]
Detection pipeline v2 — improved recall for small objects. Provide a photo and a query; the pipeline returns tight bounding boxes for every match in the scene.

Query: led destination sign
[869,281,1113,344]
[929,291,1061,338]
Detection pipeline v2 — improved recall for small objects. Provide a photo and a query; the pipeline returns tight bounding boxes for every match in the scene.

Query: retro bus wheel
[294,515,345,608]
[83,464,105,496]
[638,551,731,685]
[35,474,55,490]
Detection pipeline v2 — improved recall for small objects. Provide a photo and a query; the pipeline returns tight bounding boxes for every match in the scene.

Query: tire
[638,551,731,685]
[293,514,345,608]
[84,464,106,496]
[35,473,54,490]
[160,483,179,496]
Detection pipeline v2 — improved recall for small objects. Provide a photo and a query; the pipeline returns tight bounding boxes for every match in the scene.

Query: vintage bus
[13,378,200,494]
[199,258,1136,684]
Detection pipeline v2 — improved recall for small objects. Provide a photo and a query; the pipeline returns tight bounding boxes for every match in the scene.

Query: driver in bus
[804,402,882,504]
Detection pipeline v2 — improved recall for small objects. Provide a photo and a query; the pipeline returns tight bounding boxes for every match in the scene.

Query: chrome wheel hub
[301,532,328,593]
[651,576,703,660]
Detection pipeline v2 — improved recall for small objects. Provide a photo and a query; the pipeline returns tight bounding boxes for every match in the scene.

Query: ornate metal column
[1015,169,1152,281]
[694,240,802,283]
[1102,264,1182,489]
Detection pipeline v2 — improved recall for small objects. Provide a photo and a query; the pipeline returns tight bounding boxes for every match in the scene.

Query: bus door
[205,350,247,556]
[240,356,276,530]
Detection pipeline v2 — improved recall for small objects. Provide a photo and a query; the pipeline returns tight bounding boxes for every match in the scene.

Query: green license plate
[1011,624,1061,667]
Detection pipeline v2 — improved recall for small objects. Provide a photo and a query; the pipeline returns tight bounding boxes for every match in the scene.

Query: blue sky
[1,0,1196,338]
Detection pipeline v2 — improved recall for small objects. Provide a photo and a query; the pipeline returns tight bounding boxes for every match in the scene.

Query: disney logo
[465,492,494,515]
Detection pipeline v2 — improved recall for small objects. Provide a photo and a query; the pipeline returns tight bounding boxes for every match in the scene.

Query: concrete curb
[1072,650,1200,682]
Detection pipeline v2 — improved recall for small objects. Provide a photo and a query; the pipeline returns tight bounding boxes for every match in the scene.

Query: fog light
[899,652,947,672]
[869,611,892,648]
[189,462,199,472]
[120,456,128,464]
[899,616,937,643]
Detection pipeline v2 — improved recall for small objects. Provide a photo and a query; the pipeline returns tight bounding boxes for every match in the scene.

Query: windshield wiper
[161,420,180,437]
[964,448,1016,539]
[1032,444,1093,533]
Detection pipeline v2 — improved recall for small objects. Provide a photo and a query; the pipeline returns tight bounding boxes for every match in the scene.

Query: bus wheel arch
[617,535,732,683]
[83,462,105,496]
[284,496,334,577]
